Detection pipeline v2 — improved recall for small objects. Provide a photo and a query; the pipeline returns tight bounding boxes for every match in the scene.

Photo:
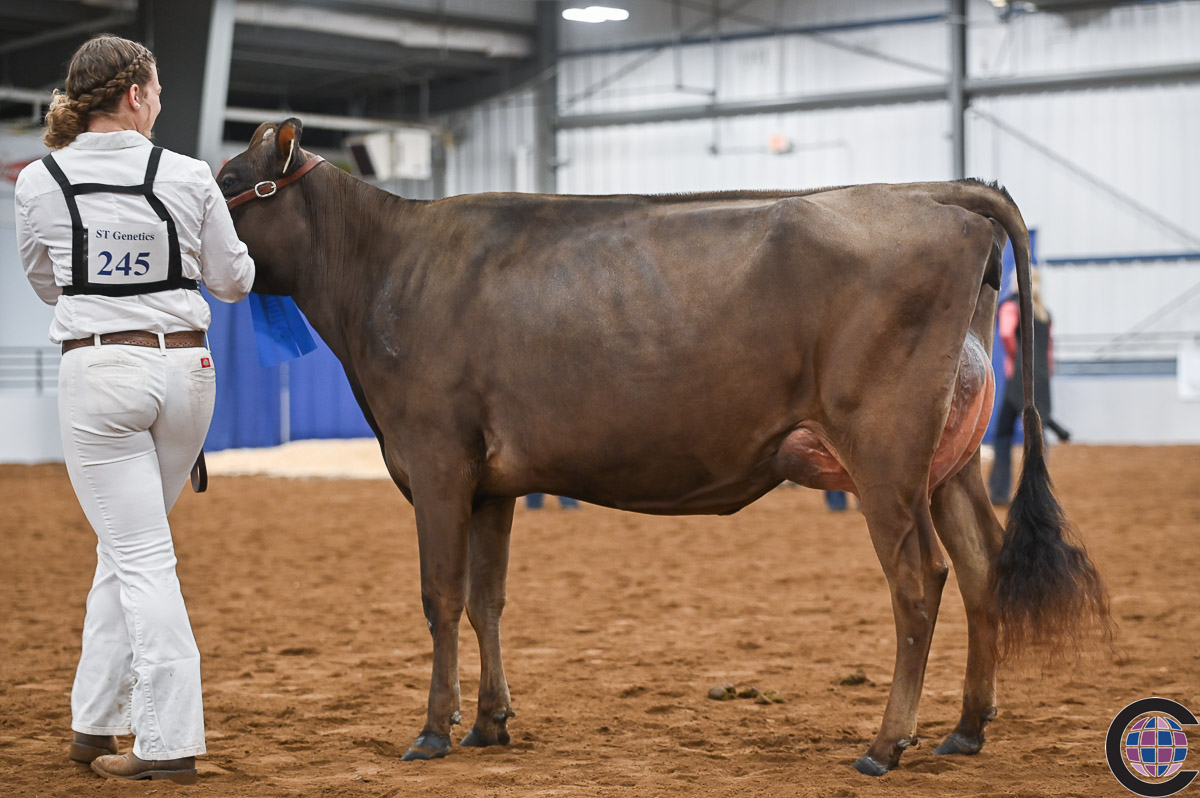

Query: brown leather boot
[68,732,118,764]
[90,752,197,784]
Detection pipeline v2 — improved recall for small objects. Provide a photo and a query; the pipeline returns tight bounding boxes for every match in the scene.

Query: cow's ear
[251,121,274,146]
[277,117,303,173]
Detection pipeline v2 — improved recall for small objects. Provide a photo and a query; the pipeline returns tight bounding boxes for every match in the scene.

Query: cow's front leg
[462,498,517,748]
[401,470,473,761]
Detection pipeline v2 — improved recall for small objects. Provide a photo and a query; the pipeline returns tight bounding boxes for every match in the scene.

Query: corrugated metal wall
[443,2,1200,259]
[554,2,1200,248]
[442,0,1200,366]
[433,0,1200,441]
[445,90,539,195]
[558,8,950,191]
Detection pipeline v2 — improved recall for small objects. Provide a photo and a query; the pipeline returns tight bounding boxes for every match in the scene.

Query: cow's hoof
[934,731,983,756]
[461,727,511,748]
[852,754,891,777]
[461,708,514,747]
[402,733,452,761]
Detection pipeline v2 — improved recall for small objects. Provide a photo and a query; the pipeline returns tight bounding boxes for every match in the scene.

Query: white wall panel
[543,0,1200,442]
[1042,263,1200,361]
[444,89,537,195]
[967,84,1200,259]
[561,1,944,53]
[1,130,59,349]
[559,101,950,194]
[970,0,1200,77]
[0,394,62,463]
[1055,375,1200,444]
[560,17,946,116]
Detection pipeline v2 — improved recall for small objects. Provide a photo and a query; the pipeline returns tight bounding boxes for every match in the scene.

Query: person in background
[824,491,848,512]
[525,493,580,510]
[988,269,1069,505]
[15,34,254,783]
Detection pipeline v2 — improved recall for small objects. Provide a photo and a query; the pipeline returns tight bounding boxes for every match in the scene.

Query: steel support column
[949,0,967,179]
[140,0,235,169]
[534,0,559,194]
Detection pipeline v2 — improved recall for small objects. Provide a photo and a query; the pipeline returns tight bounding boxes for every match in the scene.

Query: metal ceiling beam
[965,61,1200,96]
[266,0,536,36]
[0,12,134,56]
[425,61,544,113]
[233,24,429,64]
[224,106,435,132]
[557,83,948,129]
[0,16,142,96]
[235,1,531,59]
[560,11,947,59]
[0,0,105,25]
[556,61,1200,129]
[231,51,403,75]
[0,86,50,104]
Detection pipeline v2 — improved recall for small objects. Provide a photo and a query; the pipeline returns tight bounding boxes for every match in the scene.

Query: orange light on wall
[767,134,793,155]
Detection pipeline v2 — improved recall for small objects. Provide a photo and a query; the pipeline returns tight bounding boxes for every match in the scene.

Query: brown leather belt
[61,330,206,355]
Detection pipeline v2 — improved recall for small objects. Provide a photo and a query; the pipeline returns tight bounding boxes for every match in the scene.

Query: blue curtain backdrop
[287,334,374,441]
[202,290,371,451]
[984,228,1038,445]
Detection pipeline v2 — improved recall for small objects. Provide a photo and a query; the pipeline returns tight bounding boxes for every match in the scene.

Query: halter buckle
[253,180,278,199]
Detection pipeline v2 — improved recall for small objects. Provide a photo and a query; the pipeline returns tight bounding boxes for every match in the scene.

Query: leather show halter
[226,155,325,209]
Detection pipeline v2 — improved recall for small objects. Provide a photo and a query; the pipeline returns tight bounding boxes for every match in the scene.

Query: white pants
[59,341,215,760]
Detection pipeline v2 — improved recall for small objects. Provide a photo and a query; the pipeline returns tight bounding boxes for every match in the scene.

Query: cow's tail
[937,180,1112,661]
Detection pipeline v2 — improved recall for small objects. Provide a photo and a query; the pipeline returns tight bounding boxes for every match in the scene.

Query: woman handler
[14,35,254,783]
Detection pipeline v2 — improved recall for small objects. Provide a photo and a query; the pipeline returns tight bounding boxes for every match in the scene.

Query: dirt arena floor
[1,443,1197,797]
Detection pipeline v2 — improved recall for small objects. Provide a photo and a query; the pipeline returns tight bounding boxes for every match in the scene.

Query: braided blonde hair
[43,34,156,150]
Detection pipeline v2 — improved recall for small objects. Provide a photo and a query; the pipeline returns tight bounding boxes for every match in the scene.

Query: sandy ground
[1,443,1197,797]
[204,439,392,480]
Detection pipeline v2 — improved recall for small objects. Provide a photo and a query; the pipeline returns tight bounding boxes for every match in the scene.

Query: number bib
[87,221,170,285]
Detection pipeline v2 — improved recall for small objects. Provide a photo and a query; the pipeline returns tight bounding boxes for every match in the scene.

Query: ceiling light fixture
[562,6,629,23]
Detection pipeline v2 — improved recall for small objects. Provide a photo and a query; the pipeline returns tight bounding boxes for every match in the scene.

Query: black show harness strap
[41,147,198,297]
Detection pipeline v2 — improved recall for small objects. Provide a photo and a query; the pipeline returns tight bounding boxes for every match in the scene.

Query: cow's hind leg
[929,456,1005,756]
[401,468,473,761]
[461,498,517,748]
[853,477,949,776]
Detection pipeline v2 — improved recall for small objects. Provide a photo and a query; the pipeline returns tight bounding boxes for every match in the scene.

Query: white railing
[1054,331,1195,367]
[0,347,59,394]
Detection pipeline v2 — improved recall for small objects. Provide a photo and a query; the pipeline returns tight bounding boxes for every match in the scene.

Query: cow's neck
[289,169,407,365]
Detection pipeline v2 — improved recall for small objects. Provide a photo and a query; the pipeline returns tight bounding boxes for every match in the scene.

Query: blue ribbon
[248,292,317,367]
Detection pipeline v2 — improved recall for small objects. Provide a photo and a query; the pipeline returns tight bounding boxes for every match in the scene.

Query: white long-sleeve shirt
[15,130,254,343]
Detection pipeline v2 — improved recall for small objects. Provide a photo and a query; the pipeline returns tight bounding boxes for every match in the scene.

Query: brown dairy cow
[217,119,1109,776]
